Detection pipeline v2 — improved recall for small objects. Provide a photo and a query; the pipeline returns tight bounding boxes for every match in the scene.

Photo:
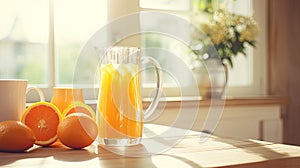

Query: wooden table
[1,124,300,168]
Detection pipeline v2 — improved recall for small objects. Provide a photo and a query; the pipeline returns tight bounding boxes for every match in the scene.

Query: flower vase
[192,63,211,98]
[192,58,227,99]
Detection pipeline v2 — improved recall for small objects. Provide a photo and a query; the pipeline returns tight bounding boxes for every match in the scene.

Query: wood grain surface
[0,124,300,168]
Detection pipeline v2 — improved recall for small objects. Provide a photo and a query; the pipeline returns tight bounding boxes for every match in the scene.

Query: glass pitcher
[97,46,162,146]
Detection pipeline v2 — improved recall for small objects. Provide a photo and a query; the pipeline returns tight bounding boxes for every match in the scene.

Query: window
[54,0,106,85]
[0,0,107,101]
[0,0,49,84]
[138,0,267,97]
[0,0,267,101]
[140,0,190,11]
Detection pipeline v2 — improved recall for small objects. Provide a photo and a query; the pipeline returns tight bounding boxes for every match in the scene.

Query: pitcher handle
[141,56,162,119]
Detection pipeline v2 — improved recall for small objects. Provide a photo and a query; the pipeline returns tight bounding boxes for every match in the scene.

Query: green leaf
[247,41,256,47]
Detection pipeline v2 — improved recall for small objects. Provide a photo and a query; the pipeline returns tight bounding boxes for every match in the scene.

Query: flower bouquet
[192,9,259,68]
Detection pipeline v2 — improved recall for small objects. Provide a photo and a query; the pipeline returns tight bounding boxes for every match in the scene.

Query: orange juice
[98,63,143,139]
[50,88,84,113]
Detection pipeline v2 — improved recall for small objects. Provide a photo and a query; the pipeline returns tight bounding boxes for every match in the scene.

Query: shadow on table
[213,135,291,160]
[95,144,157,167]
[55,142,158,168]
[0,144,65,166]
[161,154,205,168]
[0,141,158,168]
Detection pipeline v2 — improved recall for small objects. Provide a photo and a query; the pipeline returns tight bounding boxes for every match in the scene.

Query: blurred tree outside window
[0,0,107,87]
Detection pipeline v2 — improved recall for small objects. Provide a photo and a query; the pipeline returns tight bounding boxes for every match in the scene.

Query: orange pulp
[98,63,143,139]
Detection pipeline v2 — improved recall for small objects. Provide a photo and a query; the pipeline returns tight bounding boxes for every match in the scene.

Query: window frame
[27,0,106,102]
[138,0,267,97]
[225,0,267,97]
[27,0,267,102]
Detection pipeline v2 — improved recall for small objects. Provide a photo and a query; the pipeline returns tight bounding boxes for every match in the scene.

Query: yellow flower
[201,23,227,45]
[190,9,259,68]
[239,23,259,41]
[201,23,210,35]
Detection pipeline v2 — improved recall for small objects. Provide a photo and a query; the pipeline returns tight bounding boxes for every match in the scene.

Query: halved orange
[21,102,62,146]
[62,102,95,120]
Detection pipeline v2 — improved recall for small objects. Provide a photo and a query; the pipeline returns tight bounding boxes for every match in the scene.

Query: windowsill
[85,95,288,110]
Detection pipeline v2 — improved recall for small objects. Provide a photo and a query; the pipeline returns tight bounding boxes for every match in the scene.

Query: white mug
[0,79,45,122]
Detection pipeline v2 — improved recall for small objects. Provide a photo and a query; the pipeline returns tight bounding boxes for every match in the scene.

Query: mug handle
[26,87,45,102]
[141,56,162,119]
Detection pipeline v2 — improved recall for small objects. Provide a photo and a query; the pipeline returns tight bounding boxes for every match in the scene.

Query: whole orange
[57,113,98,149]
[0,121,35,152]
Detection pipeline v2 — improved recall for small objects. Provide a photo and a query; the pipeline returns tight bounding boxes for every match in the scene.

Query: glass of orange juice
[97,46,162,146]
[50,87,85,114]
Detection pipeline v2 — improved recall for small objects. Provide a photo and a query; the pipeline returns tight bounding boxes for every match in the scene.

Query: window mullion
[48,0,55,88]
